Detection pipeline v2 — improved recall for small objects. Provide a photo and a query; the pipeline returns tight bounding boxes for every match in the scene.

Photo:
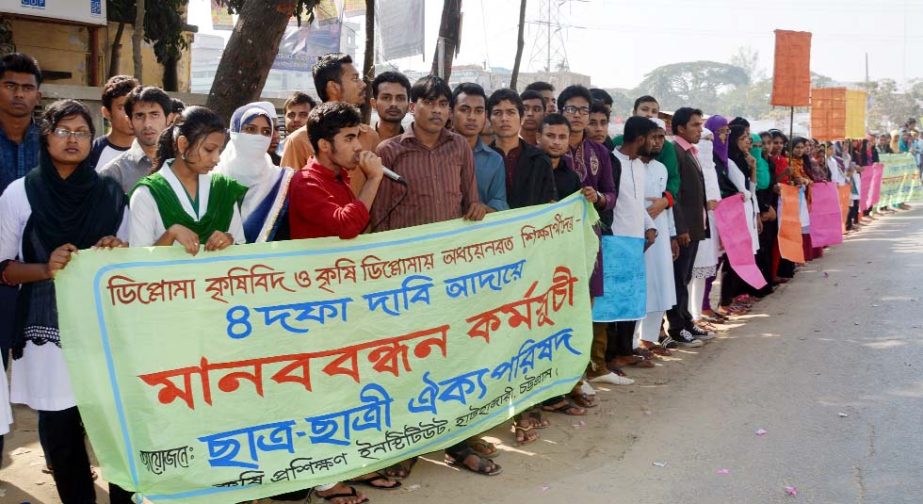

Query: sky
[190,0,923,90]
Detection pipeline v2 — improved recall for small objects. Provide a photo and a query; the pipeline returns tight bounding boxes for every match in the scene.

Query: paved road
[3,209,922,503]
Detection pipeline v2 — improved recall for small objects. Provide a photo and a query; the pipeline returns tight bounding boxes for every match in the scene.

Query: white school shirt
[129,164,245,247]
[0,178,130,411]
[611,149,656,238]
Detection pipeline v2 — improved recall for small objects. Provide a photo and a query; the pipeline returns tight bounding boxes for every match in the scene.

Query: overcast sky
[191,0,923,89]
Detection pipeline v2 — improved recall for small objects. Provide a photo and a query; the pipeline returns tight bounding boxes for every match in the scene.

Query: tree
[633,61,750,112]
[719,78,772,119]
[361,0,375,123]
[207,1,321,122]
[865,79,921,132]
[432,0,462,81]
[132,0,144,79]
[107,0,190,89]
[509,0,527,90]
[729,46,763,81]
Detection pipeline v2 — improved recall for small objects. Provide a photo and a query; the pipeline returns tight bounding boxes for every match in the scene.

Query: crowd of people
[0,50,910,504]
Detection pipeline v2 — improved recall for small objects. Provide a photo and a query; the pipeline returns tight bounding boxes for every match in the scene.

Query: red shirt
[288,159,370,239]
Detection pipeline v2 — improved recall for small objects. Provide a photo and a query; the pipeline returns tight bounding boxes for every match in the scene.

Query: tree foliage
[633,61,750,112]
[864,79,921,133]
[107,0,190,64]
[213,1,318,25]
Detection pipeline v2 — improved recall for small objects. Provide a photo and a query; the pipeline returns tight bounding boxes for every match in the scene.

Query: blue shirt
[0,121,40,195]
[473,138,509,211]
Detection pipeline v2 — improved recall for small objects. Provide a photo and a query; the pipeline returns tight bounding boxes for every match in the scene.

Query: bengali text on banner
[55,194,600,503]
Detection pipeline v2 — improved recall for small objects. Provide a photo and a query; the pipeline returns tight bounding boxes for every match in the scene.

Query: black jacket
[673,146,709,241]
[495,139,557,209]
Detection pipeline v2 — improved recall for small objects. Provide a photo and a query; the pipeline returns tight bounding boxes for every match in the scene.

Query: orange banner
[771,30,812,107]
[778,184,805,263]
[811,87,847,141]
[837,184,852,231]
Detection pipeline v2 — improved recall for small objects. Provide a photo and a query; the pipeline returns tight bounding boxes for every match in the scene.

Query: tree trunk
[162,52,178,92]
[109,22,125,79]
[206,1,307,123]
[361,0,375,123]
[132,0,145,81]
[431,0,461,81]
[509,0,527,91]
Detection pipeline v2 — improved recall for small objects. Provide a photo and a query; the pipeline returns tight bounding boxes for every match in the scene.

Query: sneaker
[672,329,705,348]
[661,334,678,349]
[589,372,635,385]
[689,325,715,340]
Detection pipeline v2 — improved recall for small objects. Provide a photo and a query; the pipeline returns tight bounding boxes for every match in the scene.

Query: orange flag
[837,184,852,232]
[778,184,805,263]
[771,30,812,107]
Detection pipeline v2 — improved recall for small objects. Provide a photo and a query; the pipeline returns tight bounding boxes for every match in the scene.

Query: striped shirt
[371,126,479,231]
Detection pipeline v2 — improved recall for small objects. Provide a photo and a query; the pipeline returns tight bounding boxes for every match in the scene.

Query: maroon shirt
[288,159,369,239]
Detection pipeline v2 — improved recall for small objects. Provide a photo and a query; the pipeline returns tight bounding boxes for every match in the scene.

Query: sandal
[511,422,539,445]
[313,485,369,503]
[640,342,672,356]
[541,398,586,416]
[569,390,599,408]
[381,457,418,480]
[525,408,551,429]
[347,471,402,490]
[446,445,504,475]
[465,436,499,459]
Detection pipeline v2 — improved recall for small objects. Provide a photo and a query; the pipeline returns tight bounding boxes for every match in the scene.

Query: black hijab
[728,125,751,190]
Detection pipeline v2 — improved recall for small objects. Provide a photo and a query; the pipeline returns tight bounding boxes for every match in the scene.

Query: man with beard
[282,91,316,135]
[452,82,508,211]
[519,89,546,146]
[537,113,581,199]
[371,71,411,141]
[487,88,556,208]
[100,86,175,193]
[281,53,380,196]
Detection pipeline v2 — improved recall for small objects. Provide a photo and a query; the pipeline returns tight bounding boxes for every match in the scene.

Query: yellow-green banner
[55,194,599,502]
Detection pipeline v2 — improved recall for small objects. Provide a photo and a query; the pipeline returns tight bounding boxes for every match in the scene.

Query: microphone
[382,166,408,185]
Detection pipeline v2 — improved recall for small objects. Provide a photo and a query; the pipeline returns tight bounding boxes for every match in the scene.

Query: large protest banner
[876,154,920,210]
[55,195,599,503]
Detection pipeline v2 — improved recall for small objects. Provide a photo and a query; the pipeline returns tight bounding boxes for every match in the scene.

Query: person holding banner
[215,101,295,243]
[754,132,778,297]
[0,100,133,503]
[129,106,247,254]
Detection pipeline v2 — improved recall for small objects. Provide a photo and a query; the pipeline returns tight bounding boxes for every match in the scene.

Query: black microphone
[382,166,408,185]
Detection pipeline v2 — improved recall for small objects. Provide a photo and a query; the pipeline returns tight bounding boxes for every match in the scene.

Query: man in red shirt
[289,102,385,239]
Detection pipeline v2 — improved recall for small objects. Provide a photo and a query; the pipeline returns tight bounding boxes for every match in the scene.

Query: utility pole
[510,0,527,90]
[432,0,462,82]
[362,0,375,123]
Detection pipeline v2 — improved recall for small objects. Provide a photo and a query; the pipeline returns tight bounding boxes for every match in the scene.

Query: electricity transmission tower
[526,0,572,73]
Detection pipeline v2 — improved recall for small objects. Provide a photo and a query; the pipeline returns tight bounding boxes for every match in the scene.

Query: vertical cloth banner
[778,184,806,263]
[591,235,646,322]
[55,195,599,503]
[876,154,918,209]
[715,194,767,289]
[771,30,813,107]
[859,166,874,212]
[810,88,847,141]
[809,182,844,247]
[870,163,884,208]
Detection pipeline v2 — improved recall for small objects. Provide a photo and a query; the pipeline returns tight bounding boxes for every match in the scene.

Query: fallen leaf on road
[784,485,798,496]
[755,428,768,436]
[823,272,829,278]
[716,468,730,475]
[652,461,667,468]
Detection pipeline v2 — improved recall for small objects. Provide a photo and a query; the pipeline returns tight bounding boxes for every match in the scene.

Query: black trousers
[846,201,860,229]
[39,407,134,504]
[756,219,777,297]
[720,263,746,307]
[605,321,637,361]
[666,239,699,334]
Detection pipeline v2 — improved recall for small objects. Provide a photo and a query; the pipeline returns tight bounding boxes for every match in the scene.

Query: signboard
[0,0,105,26]
[376,0,425,61]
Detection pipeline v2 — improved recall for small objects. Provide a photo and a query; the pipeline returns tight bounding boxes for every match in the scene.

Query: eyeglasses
[562,105,590,116]
[52,127,92,140]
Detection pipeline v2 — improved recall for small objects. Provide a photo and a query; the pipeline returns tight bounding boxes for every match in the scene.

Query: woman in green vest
[129,106,246,254]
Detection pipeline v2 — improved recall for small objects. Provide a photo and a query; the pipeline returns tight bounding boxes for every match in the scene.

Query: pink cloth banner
[715,194,767,290]
[860,165,874,211]
[870,163,884,207]
[809,182,844,247]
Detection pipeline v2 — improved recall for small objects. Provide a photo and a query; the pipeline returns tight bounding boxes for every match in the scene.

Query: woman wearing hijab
[754,132,778,297]
[0,100,133,503]
[130,106,246,254]
[215,102,295,243]
[718,125,761,317]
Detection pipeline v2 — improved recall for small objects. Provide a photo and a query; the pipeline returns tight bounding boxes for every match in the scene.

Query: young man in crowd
[283,91,316,136]
[524,81,557,113]
[371,76,493,476]
[487,88,556,208]
[587,101,611,145]
[99,86,175,193]
[89,75,139,170]
[285,101,395,503]
[371,71,411,141]
[590,88,614,114]
[519,89,546,146]
[664,107,710,348]
[537,113,581,200]
[281,53,380,194]
[452,82,508,211]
